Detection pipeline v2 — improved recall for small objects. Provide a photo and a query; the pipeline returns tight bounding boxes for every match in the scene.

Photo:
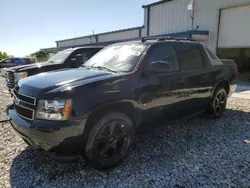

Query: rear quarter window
[179,47,203,71]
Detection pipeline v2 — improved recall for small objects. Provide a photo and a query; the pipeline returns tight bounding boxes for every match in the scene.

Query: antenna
[74,32,76,46]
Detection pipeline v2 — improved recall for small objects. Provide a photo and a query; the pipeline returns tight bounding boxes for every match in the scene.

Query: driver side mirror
[148,61,170,73]
[71,54,83,68]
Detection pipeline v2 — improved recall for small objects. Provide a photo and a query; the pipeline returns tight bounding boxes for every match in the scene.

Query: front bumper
[9,108,87,155]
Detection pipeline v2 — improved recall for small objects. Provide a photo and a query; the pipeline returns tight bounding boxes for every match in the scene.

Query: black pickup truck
[0,57,36,77]
[6,46,104,90]
[8,38,237,170]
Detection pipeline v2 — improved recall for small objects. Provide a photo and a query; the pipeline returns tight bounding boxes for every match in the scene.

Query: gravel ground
[0,77,12,122]
[0,77,250,188]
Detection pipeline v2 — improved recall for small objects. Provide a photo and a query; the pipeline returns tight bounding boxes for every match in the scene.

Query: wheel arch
[82,101,139,142]
[213,79,230,96]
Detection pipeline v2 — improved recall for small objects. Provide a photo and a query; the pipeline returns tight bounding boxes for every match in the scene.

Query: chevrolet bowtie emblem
[14,97,21,105]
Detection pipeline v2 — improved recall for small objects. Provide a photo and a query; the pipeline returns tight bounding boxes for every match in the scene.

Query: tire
[207,87,228,118]
[84,112,135,170]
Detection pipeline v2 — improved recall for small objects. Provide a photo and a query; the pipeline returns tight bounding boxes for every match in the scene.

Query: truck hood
[17,68,120,97]
[7,62,58,72]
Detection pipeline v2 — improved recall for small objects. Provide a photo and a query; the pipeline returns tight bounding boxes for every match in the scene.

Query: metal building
[42,0,250,81]
[144,0,250,52]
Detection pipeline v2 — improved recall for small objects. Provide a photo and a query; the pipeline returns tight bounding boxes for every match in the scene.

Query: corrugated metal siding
[57,37,91,47]
[54,0,250,51]
[149,0,190,36]
[98,29,139,42]
[75,37,95,45]
[143,8,148,27]
[148,0,250,51]
[57,41,71,47]
[141,28,147,37]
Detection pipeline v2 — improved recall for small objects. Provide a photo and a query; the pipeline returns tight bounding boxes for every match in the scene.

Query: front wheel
[207,87,228,118]
[84,112,135,170]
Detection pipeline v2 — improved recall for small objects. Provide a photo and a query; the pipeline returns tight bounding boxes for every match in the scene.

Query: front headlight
[36,99,72,120]
[15,72,28,81]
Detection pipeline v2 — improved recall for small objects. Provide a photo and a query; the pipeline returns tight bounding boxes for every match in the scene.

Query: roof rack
[141,36,196,43]
[175,37,196,41]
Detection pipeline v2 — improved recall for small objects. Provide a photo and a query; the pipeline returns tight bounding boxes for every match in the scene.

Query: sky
[0,0,155,57]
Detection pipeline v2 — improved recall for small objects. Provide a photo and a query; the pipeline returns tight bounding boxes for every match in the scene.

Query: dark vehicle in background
[0,57,36,77]
[6,46,104,90]
[8,38,237,170]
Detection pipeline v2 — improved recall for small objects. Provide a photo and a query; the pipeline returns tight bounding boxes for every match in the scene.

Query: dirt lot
[0,77,250,188]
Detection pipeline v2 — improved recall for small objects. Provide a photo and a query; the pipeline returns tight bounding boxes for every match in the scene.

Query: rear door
[174,43,212,115]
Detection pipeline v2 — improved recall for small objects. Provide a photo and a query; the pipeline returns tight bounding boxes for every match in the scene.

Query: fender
[211,79,230,97]
[83,99,142,127]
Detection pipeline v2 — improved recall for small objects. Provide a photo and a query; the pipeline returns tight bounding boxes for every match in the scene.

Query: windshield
[47,49,74,63]
[83,43,147,72]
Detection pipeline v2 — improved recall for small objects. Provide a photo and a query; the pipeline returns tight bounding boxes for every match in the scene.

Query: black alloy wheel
[84,112,135,170]
[210,88,228,118]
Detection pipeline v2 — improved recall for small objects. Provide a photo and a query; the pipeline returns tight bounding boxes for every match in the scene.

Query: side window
[90,48,102,56]
[5,58,12,63]
[179,46,203,71]
[82,50,93,63]
[148,43,179,72]
[72,49,96,64]
[14,58,18,63]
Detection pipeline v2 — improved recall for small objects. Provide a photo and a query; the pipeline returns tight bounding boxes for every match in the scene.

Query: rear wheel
[84,112,135,170]
[207,87,227,118]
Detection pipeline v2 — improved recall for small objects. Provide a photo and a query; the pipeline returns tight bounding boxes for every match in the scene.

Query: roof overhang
[41,30,209,52]
[142,0,173,8]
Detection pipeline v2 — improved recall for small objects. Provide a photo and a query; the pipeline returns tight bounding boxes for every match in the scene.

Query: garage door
[218,4,250,48]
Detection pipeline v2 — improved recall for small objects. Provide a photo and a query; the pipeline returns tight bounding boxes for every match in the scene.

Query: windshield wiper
[88,66,118,73]
[81,65,91,69]
[95,66,118,73]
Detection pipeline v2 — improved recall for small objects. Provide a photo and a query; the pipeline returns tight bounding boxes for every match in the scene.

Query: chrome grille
[13,89,36,105]
[13,89,36,121]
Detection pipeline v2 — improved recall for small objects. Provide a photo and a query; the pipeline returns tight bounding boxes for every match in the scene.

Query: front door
[137,43,185,125]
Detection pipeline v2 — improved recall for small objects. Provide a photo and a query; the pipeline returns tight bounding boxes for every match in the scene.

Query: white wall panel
[194,0,250,51]
[218,5,250,48]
